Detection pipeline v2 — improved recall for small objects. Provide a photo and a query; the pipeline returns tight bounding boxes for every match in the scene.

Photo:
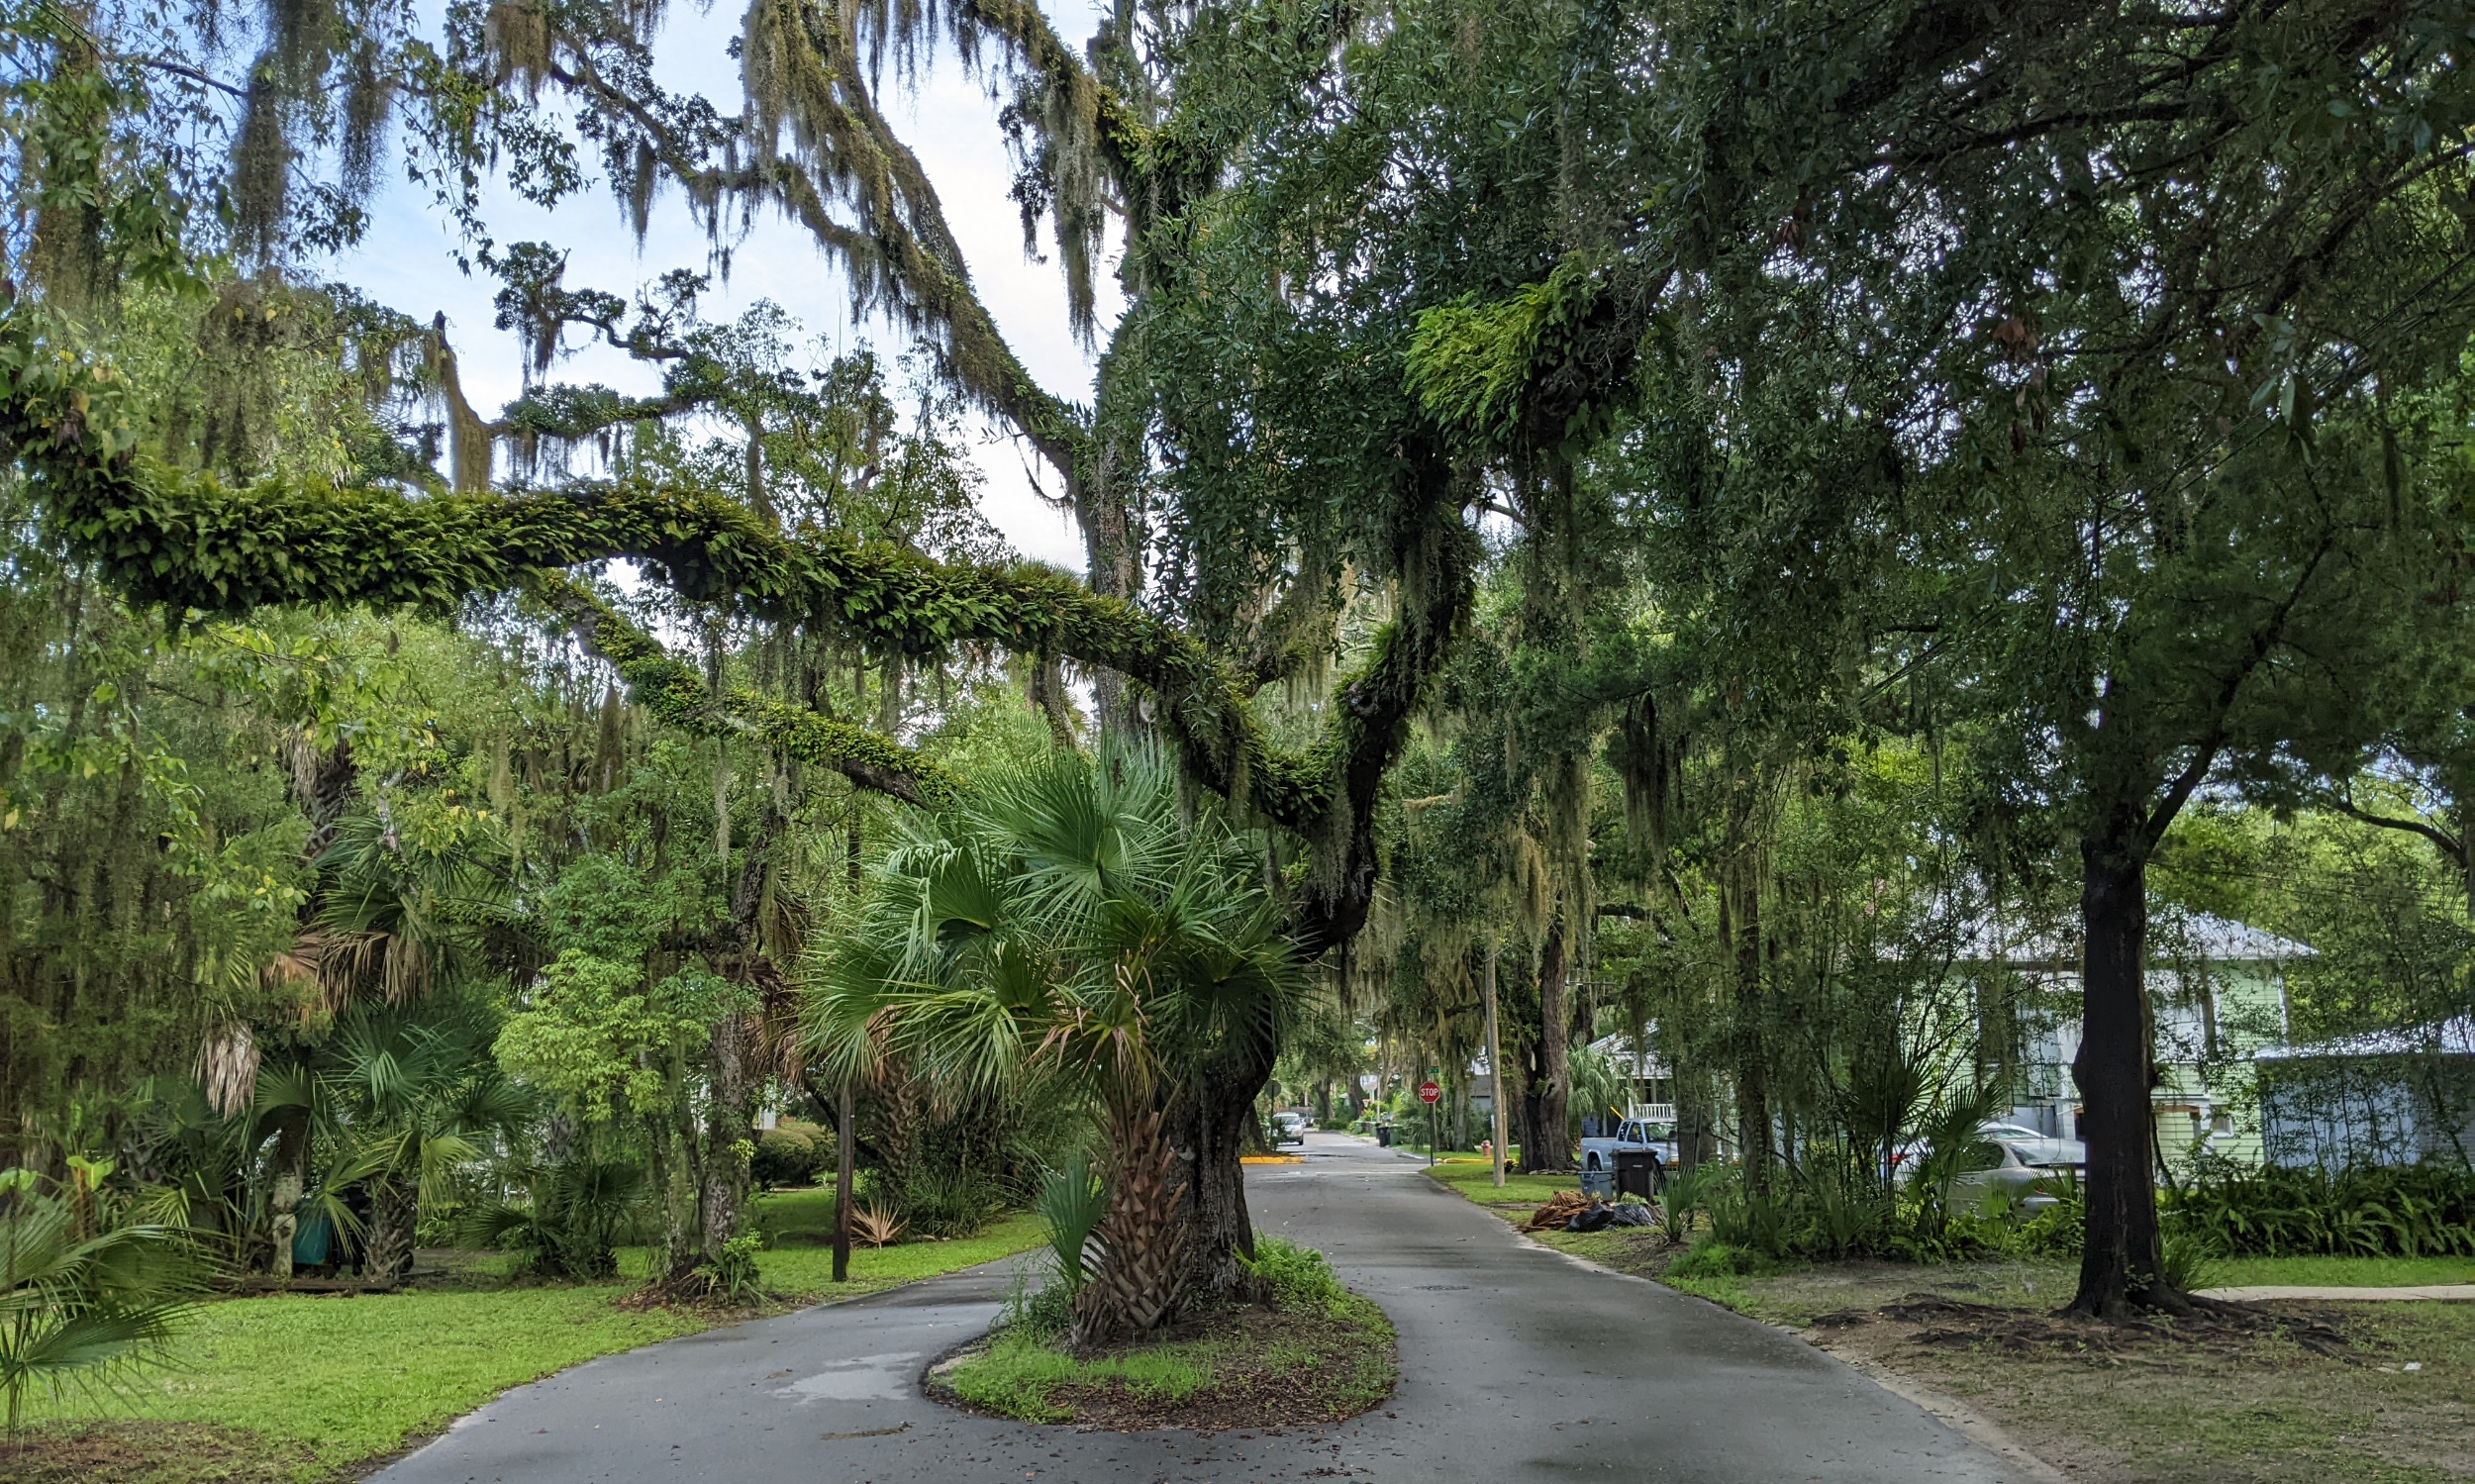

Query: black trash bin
[1377,1123,1393,1147]
[1614,1148,1664,1201]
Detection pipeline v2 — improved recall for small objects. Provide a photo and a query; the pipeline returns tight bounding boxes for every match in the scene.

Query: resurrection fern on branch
[0,293,1454,953]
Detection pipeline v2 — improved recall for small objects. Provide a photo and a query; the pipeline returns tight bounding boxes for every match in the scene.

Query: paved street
[370,1134,2028,1482]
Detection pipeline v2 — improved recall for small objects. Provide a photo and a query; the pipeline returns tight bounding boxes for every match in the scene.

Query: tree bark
[1483,941,1509,1187]
[1160,1023,1278,1307]
[363,1181,414,1287]
[1724,862,1773,1193]
[1520,923,1575,1172]
[2067,817,2188,1317]
[699,1010,753,1261]
[833,1080,854,1283]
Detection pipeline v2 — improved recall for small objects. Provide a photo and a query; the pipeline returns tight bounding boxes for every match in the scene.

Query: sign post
[1419,1078,1441,1166]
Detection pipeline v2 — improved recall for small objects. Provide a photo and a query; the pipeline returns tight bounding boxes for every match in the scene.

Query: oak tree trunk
[699,1010,753,1261]
[2066,818,2188,1318]
[1160,1025,1279,1308]
[1530,921,1574,1171]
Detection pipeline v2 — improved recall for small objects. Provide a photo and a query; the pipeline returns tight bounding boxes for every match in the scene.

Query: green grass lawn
[2212,1254,2475,1288]
[21,1190,1046,1483]
[22,1284,704,1477]
[1418,1156,1577,1210]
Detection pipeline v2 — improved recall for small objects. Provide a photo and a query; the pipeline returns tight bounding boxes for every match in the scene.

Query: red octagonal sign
[1418,1079,1441,1104]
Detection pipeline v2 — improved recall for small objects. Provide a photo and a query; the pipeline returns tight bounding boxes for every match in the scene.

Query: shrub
[694,1233,768,1305]
[2166,1160,2475,1258]
[998,1262,1075,1340]
[1653,1164,1723,1244]
[0,1166,203,1432]
[1706,1183,1798,1259]
[750,1126,830,1190]
[894,1165,1009,1239]
[458,1158,644,1279]
[1666,1238,1774,1278]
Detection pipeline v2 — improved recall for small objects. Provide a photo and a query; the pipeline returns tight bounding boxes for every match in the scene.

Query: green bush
[2166,1160,2475,1258]
[894,1165,1008,1239]
[750,1126,831,1189]
[1706,1183,1799,1259]
[998,1262,1075,1340]
[693,1233,767,1305]
[457,1158,644,1279]
[1033,1151,1106,1294]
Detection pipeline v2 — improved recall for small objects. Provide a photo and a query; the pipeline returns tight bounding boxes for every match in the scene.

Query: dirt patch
[1795,1289,2475,1484]
[0,1423,323,1484]
[1811,1292,2354,1362]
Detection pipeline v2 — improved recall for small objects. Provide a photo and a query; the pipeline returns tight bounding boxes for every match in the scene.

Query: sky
[319,1,1121,572]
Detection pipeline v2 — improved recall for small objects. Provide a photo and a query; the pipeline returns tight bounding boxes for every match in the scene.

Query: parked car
[1579,1118,1679,1176]
[1895,1122,2087,1212]
[1271,1110,1309,1146]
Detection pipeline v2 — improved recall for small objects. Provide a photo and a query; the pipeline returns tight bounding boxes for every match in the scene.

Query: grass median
[930,1236,1398,1432]
[12,1189,1044,1484]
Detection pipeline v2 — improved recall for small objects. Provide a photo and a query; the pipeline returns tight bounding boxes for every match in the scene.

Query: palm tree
[256,1004,534,1283]
[807,748,1305,1339]
[0,1168,201,1435]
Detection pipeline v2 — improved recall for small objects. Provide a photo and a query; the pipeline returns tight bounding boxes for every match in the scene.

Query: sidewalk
[2196,1284,2475,1302]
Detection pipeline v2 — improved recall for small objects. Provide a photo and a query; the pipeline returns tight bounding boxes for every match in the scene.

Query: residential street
[369,1134,2029,1483]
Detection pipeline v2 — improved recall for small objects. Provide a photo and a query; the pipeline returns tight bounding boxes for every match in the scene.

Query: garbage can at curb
[1614,1147,1664,1201]
[1377,1123,1393,1147]
[1579,1169,1616,1200]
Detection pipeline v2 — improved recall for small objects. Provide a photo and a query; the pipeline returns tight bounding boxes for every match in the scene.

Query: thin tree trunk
[1483,940,1508,1188]
[2067,818,2187,1317]
[1725,863,1773,1193]
[833,1080,854,1283]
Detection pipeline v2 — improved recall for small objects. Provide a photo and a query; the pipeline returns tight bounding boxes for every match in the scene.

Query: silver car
[1893,1123,2086,1212]
[1949,1126,2086,1213]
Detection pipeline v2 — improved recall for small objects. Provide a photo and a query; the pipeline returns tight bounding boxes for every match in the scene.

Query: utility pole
[1483,939,1509,1189]
[833,1080,855,1282]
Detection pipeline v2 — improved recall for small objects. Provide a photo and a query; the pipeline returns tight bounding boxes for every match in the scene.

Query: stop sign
[1418,1079,1441,1104]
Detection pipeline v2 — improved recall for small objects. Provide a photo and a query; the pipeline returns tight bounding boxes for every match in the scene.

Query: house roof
[2252,1016,2475,1062]
[1587,1032,1670,1074]
[1956,912,2313,966]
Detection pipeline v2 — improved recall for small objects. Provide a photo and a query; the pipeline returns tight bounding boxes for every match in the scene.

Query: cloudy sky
[319,1,1120,571]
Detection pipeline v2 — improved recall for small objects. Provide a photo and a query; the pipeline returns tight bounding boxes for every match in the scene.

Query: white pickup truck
[1578,1117,1679,1177]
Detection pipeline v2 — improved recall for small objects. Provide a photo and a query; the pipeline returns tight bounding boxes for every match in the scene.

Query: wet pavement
[368,1132,2027,1482]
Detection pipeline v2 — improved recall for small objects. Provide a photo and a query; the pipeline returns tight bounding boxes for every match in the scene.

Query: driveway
[370,1133,2027,1482]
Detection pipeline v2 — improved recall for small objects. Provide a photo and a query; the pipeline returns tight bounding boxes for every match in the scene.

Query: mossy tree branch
[532,574,955,809]
[0,301,1457,952]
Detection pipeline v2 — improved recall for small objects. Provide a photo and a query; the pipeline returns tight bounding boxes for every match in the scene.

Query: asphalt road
[369,1133,2027,1483]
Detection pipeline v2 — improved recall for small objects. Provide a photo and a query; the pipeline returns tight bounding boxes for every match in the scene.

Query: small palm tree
[257,1003,534,1283]
[0,1168,202,1435]
[457,1157,645,1279]
[808,748,1304,1340]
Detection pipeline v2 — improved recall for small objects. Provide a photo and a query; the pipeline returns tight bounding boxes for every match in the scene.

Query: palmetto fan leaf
[0,1178,203,1434]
